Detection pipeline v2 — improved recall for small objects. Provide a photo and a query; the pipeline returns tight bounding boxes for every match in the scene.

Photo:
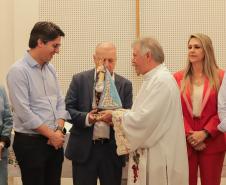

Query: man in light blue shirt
[7,21,69,185]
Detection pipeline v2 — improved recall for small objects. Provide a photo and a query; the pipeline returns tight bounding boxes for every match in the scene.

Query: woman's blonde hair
[181,33,220,92]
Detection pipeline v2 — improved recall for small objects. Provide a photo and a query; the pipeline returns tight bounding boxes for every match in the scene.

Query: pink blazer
[174,70,226,155]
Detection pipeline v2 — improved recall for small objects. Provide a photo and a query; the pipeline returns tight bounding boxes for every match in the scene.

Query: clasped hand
[48,131,65,150]
[187,130,208,150]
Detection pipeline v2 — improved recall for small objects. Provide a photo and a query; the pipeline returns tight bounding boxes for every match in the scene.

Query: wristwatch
[203,129,210,139]
[56,125,66,135]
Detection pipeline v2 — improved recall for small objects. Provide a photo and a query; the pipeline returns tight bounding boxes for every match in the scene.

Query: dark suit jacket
[65,69,133,166]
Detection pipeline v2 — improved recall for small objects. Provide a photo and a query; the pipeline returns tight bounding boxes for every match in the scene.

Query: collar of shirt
[25,51,49,69]
[143,64,164,81]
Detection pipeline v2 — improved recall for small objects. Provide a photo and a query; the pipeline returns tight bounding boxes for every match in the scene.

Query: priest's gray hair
[132,37,164,64]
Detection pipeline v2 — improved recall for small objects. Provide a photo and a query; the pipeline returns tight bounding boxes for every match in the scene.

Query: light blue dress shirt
[7,52,69,134]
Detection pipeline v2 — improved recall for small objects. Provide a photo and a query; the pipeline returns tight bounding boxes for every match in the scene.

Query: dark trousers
[13,133,64,185]
[72,142,122,185]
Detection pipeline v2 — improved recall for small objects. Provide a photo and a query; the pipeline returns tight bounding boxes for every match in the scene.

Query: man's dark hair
[29,21,65,48]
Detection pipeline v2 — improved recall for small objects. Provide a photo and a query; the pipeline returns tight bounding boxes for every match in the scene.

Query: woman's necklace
[192,73,204,86]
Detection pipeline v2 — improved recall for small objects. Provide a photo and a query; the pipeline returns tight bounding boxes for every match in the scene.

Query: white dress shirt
[218,74,226,132]
[192,84,204,117]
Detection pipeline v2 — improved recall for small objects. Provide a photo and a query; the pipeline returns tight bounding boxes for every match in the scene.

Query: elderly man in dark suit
[65,42,133,185]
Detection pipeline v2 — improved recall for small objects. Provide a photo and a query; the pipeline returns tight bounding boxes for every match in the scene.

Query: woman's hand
[187,130,208,147]
[193,142,206,151]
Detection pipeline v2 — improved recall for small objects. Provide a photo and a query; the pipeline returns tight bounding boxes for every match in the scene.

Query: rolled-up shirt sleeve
[7,67,43,130]
[218,74,226,132]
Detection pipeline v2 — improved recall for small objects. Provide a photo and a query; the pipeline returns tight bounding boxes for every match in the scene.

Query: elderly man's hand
[98,110,113,124]
[88,109,98,124]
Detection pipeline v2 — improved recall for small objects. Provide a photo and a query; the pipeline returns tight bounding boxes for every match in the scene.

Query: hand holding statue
[88,109,99,124]
[98,110,113,124]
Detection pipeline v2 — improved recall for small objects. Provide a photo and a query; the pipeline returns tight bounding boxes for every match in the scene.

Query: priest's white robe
[112,64,188,185]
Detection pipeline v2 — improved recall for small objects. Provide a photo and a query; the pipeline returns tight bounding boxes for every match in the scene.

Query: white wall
[13,0,39,60]
[0,0,39,86]
[2,0,226,96]
[37,0,226,96]
[0,0,14,85]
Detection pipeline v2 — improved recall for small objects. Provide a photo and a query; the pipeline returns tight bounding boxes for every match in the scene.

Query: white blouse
[192,83,204,117]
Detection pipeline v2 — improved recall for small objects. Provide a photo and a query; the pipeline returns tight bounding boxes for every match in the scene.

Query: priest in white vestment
[99,37,189,185]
